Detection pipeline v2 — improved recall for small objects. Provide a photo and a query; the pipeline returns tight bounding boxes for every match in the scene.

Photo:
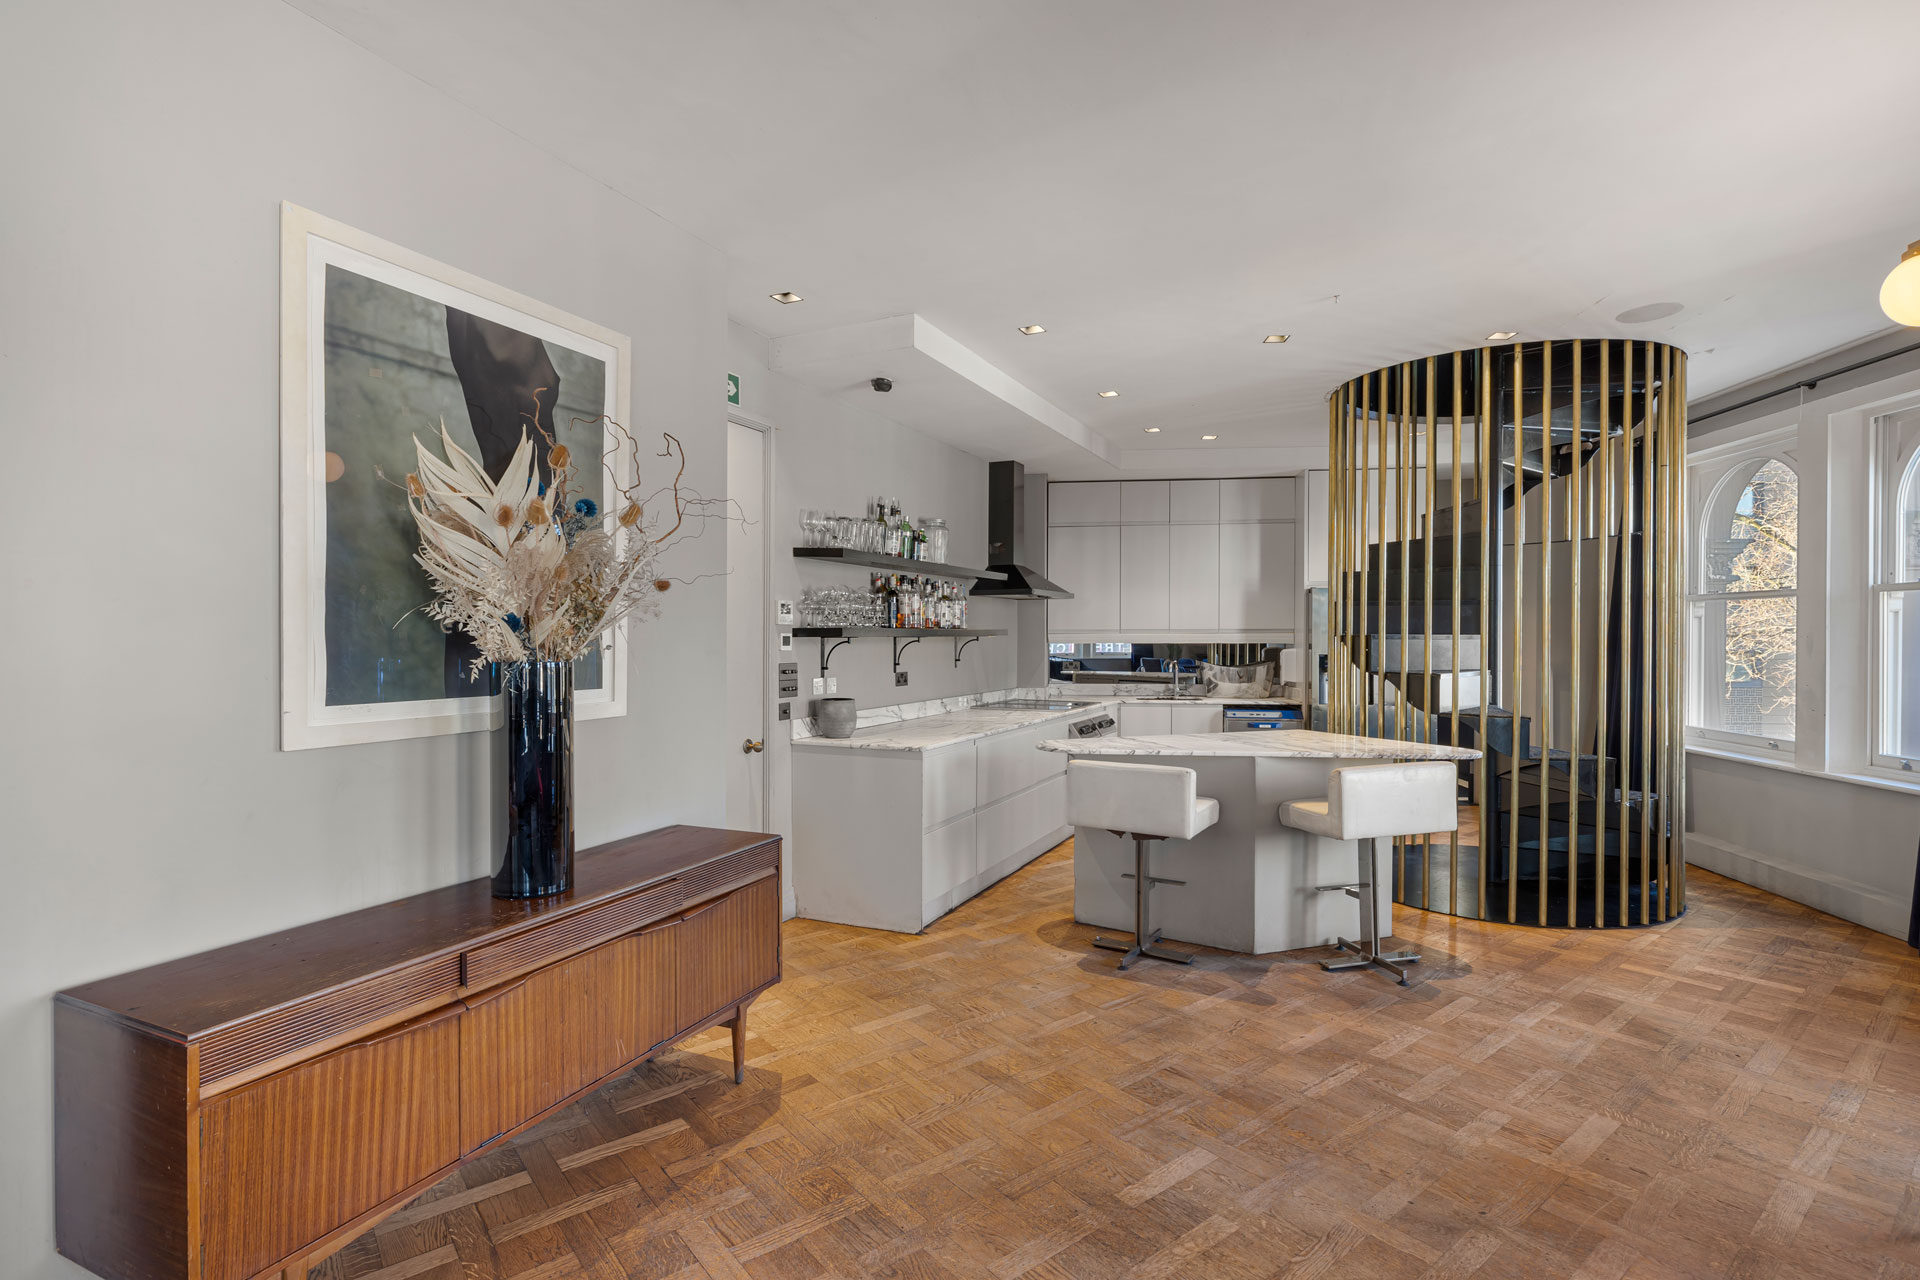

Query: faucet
[1172,667,1197,698]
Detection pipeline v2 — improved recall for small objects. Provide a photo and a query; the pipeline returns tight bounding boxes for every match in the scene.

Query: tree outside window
[1690,455,1797,745]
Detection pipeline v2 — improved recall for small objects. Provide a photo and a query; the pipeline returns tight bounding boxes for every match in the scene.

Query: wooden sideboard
[54,824,782,1280]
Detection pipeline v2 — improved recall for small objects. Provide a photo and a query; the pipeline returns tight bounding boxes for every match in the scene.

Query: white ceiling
[291,0,1920,477]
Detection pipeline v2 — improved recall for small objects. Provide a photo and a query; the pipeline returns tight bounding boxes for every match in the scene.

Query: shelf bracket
[818,636,852,673]
[892,635,922,672]
[952,635,982,667]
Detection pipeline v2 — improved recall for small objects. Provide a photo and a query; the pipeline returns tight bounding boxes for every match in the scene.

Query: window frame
[1686,429,1800,758]
[1870,407,1920,773]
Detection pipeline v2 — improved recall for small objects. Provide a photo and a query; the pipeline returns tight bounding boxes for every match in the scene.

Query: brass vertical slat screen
[1326,342,1687,926]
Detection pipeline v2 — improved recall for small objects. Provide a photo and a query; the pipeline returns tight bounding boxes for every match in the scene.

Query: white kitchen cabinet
[923,815,976,907]
[1119,524,1170,631]
[1303,470,1329,587]
[922,742,977,830]
[1169,479,1221,523]
[1120,702,1173,737]
[1168,703,1225,734]
[1048,482,1121,525]
[1220,477,1297,522]
[1167,523,1219,630]
[793,714,1088,933]
[1119,481,1170,524]
[1048,477,1299,640]
[1219,522,1297,630]
[1047,525,1120,632]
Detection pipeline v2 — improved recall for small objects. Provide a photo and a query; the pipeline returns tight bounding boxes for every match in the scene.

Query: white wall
[726,322,1032,914]
[0,2,728,1270]
[1685,331,1920,938]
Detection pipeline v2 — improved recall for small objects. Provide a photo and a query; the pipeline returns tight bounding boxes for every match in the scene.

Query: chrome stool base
[1319,937,1421,986]
[1097,836,1194,970]
[1094,930,1194,970]
[1315,836,1420,986]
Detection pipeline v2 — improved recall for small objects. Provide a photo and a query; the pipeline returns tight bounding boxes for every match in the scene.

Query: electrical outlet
[895,671,909,687]
[825,677,837,694]
[812,677,826,696]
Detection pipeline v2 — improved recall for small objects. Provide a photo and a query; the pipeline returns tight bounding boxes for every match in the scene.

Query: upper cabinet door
[1119,525,1171,630]
[1046,525,1120,633]
[1303,470,1329,587]
[1048,482,1121,525]
[1219,477,1298,522]
[1168,523,1220,630]
[1219,522,1298,630]
[1169,480,1221,523]
[1119,481,1171,524]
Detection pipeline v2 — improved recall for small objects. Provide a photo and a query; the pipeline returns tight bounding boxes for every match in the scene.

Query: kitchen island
[1038,731,1480,955]
[791,693,1120,932]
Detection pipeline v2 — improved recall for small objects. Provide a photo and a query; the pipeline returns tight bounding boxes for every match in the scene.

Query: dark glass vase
[493,659,575,899]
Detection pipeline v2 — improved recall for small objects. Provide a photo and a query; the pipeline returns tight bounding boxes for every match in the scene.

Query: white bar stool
[1067,760,1219,969]
[1278,761,1457,985]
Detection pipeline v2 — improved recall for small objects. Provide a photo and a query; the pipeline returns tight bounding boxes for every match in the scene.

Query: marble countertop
[1045,682,1298,707]
[792,693,1119,752]
[1037,730,1481,760]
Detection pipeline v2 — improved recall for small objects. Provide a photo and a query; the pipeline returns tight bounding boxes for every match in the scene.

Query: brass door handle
[742,738,764,754]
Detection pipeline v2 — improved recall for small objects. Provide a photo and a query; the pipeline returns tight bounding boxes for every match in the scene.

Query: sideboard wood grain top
[59,824,778,1040]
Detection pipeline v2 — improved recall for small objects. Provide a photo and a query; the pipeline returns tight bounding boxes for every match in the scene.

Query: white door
[726,420,768,831]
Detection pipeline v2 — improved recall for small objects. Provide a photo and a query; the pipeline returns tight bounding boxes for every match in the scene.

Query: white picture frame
[279,202,633,750]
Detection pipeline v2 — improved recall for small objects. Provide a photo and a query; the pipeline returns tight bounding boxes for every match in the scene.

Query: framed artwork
[279,203,632,750]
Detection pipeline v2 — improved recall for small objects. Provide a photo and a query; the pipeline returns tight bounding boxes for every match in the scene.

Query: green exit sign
[726,372,741,406]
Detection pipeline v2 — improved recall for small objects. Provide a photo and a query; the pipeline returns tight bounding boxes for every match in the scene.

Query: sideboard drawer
[462,839,780,991]
[459,927,676,1151]
[198,1010,460,1280]
[674,875,780,1034]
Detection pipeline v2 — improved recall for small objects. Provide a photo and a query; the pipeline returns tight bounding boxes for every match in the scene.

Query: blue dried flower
[574,498,598,518]
[504,613,523,633]
[538,482,548,497]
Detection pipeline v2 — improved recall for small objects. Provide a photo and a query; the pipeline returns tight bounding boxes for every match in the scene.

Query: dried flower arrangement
[405,416,706,678]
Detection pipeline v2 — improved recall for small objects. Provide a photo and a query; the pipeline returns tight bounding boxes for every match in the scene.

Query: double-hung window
[1688,440,1799,752]
[1874,406,1920,771]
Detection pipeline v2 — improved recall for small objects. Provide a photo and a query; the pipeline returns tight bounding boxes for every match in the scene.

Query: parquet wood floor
[312,840,1920,1280]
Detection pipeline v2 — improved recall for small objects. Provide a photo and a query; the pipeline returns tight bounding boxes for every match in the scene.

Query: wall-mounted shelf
[792,626,1008,672]
[793,547,1008,584]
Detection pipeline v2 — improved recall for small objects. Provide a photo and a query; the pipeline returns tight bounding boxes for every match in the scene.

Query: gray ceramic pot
[817,697,858,739]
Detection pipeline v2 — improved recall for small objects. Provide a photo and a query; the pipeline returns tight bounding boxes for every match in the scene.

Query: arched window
[1688,449,1798,749]
[1875,408,1920,769]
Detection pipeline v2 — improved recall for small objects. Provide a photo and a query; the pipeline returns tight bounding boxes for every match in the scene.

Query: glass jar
[923,518,949,565]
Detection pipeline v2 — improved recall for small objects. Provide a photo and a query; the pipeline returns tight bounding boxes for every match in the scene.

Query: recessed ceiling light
[770,292,803,304]
[1144,427,1160,433]
[1098,390,1119,398]
[1019,324,1046,335]
[1262,334,1289,344]
[1201,434,1218,440]
[1488,331,1518,341]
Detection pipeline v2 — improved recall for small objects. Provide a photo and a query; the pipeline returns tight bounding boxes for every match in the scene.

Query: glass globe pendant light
[1882,240,1920,326]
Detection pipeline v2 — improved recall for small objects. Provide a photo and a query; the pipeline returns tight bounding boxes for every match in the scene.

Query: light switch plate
[777,702,791,721]
[825,677,837,694]
[812,677,826,696]
[895,671,909,687]
[778,632,793,652]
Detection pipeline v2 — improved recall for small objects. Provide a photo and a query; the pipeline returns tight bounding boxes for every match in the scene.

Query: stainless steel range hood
[972,460,1073,600]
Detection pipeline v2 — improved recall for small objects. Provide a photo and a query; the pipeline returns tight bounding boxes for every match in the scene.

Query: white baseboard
[1687,834,1910,939]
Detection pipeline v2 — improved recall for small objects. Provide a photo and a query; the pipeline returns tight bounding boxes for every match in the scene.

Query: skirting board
[1687,834,1909,939]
